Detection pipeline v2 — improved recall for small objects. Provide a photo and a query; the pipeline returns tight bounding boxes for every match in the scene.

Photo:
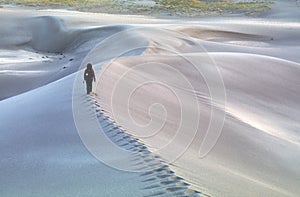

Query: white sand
[95,28,300,196]
[92,4,300,197]
[0,2,300,196]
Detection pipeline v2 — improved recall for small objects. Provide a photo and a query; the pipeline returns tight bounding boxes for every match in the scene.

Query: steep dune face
[24,16,74,53]
[95,25,300,196]
[0,15,74,51]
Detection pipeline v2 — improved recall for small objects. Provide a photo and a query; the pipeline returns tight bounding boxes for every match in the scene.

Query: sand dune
[0,14,130,100]
[1,4,300,197]
[94,24,300,196]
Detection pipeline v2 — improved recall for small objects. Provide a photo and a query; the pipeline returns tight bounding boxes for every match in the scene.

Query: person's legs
[86,81,90,94]
[89,82,93,94]
[86,81,92,94]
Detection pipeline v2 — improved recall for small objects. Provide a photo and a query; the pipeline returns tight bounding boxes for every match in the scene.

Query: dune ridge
[93,96,208,196]
[94,23,300,197]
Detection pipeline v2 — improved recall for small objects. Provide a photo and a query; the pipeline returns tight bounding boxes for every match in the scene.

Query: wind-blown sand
[95,24,300,196]
[0,1,300,196]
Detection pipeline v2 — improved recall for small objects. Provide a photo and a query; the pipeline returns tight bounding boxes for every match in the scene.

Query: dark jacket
[84,68,95,82]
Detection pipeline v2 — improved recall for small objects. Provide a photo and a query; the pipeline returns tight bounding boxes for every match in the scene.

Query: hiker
[84,63,96,94]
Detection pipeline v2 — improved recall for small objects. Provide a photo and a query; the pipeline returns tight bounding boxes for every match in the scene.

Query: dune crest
[94,24,300,197]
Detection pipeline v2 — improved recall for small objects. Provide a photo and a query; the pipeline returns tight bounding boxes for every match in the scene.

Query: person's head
[87,63,92,69]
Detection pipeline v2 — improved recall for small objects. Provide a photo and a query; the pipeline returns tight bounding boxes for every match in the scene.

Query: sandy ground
[0,1,300,196]
[94,25,300,197]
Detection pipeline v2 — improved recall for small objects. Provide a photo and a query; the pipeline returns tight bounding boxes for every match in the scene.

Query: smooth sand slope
[93,6,300,196]
[1,2,300,197]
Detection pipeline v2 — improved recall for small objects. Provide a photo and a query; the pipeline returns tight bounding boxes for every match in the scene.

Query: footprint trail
[89,95,209,197]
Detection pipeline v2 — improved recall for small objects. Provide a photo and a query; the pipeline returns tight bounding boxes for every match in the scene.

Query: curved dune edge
[91,95,209,197]
[94,27,300,196]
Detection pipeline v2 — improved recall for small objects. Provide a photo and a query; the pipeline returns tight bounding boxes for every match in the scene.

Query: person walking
[84,63,96,94]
